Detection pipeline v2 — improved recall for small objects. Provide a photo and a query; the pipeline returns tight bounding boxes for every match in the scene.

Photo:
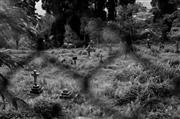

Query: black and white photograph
[0,0,180,118]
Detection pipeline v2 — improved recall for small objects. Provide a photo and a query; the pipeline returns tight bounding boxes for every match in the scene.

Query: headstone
[30,70,43,94]
[59,88,72,99]
[72,56,77,65]
[147,38,151,49]
[86,45,92,57]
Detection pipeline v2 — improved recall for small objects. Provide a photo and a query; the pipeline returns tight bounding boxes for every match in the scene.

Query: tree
[0,0,37,63]
[118,0,136,6]
[94,0,107,20]
[41,0,90,47]
[0,0,38,49]
[151,0,178,22]
[116,0,137,47]
[106,0,117,20]
[15,0,39,21]
[150,0,179,41]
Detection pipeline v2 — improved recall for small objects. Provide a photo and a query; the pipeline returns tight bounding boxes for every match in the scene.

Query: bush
[139,82,173,103]
[117,85,141,105]
[34,100,63,119]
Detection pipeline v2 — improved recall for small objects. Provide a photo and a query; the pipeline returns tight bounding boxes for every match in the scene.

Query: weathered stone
[30,70,43,94]
[59,89,72,99]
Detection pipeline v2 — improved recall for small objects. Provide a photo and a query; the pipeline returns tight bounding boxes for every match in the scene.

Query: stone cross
[31,70,39,86]
[86,45,92,57]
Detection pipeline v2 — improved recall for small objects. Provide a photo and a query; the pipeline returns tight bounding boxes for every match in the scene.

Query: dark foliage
[0,73,9,92]
[94,0,107,20]
[67,13,83,40]
[118,0,136,6]
[50,14,66,47]
[0,52,23,69]
[34,100,63,119]
[117,85,140,105]
[41,0,90,47]
[151,0,178,23]
[106,0,117,20]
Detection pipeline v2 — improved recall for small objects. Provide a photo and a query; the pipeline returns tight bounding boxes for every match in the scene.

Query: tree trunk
[107,0,117,20]
[95,0,107,20]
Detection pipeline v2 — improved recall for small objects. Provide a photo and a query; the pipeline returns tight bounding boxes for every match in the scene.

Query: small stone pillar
[147,38,151,49]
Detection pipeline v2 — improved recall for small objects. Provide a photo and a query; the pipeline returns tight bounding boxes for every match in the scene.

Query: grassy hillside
[0,42,180,119]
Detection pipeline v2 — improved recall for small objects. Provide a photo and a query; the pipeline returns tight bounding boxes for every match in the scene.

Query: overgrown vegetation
[0,0,180,119]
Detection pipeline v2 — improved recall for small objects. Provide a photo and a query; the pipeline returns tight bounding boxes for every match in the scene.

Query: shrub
[147,111,171,119]
[139,82,173,103]
[168,59,180,68]
[33,100,63,119]
[117,85,141,105]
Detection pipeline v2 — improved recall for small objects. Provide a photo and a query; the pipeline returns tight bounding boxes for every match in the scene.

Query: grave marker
[30,70,43,94]
[86,45,92,57]
[147,38,151,49]
[59,88,72,99]
[72,56,77,65]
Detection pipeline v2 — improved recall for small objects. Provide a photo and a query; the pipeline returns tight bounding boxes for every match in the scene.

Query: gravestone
[72,56,77,65]
[147,38,151,49]
[30,70,43,94]
[59,88,72,99]
[86,45,96,57]
[86,45,92,57]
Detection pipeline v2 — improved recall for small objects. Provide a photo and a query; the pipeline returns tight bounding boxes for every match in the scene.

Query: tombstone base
[59,89,72,99]
[30,85,43,94]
